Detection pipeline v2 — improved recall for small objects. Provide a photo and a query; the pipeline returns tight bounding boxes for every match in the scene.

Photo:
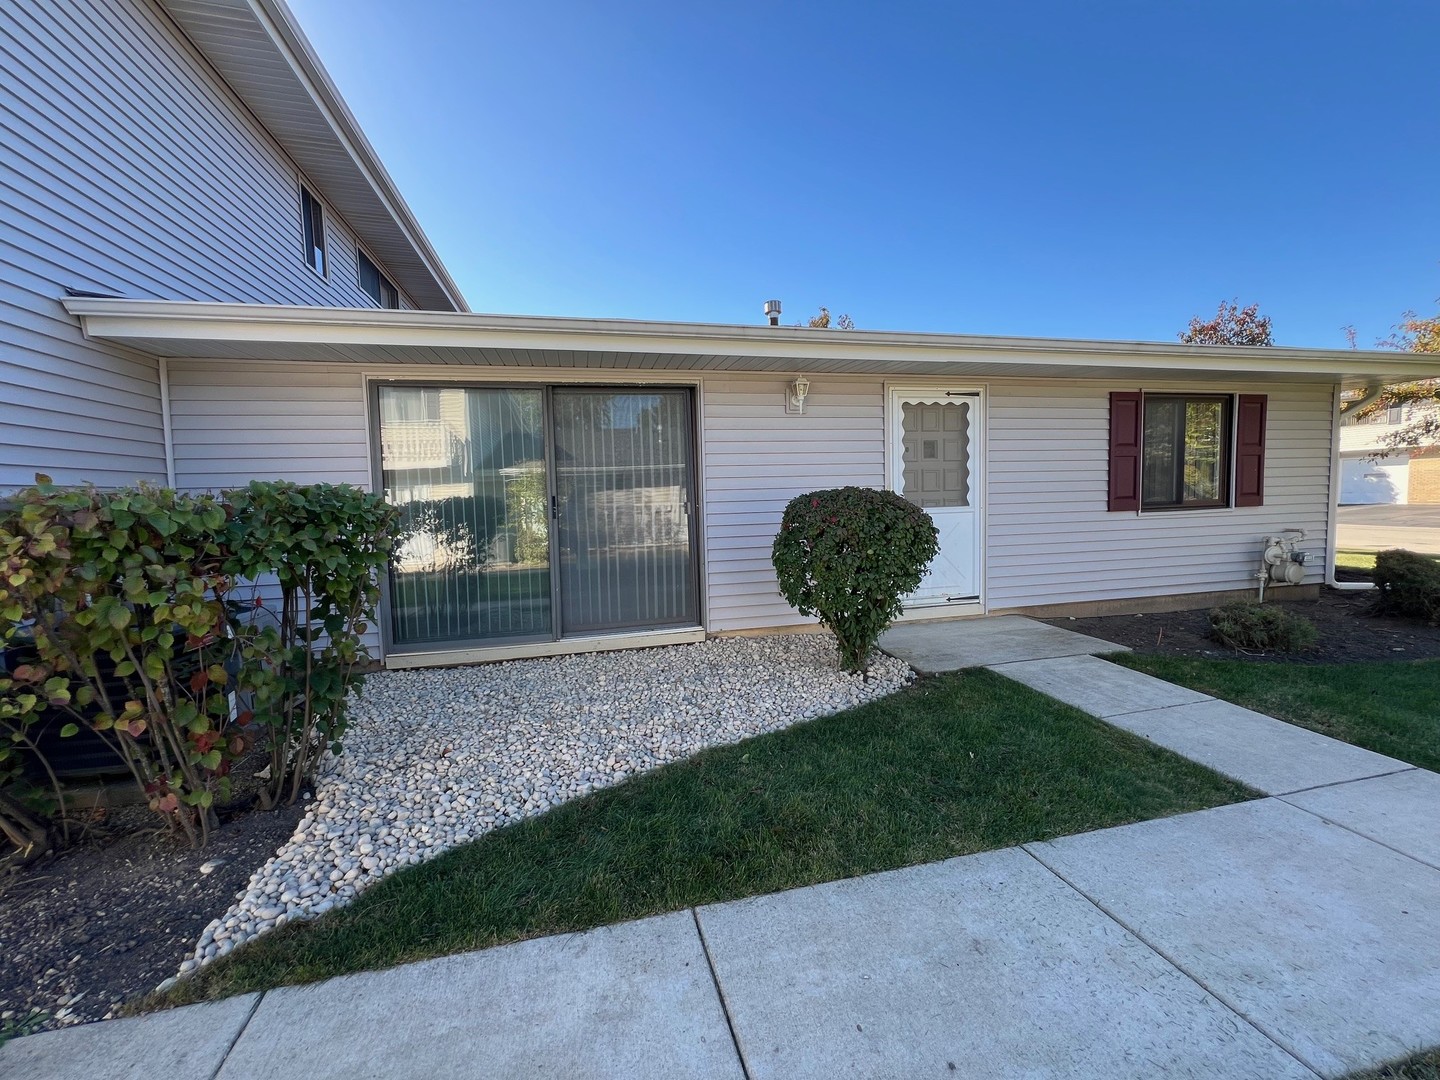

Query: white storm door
[890,390,982,605]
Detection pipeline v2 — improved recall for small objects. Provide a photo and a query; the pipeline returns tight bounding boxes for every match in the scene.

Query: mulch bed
[0,754,304,1033]
[1048,586,1440,664]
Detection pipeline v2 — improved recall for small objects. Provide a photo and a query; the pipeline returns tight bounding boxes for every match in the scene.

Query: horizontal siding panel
[168,362,369,492]
[0,0,415,488]
[702,375,883,631]
[985,380,1336,608]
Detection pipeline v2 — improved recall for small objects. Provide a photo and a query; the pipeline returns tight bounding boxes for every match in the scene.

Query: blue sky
[292,0,1439,347]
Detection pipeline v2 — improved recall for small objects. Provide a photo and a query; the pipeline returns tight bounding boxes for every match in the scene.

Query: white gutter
[1326,384,1374,591]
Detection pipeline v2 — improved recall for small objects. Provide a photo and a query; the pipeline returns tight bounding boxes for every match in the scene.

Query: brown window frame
[1140,393,1234,512]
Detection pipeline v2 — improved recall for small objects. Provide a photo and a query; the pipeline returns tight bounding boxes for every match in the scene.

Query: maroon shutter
[1108,391,1143,511]
[1234,394,1268,507]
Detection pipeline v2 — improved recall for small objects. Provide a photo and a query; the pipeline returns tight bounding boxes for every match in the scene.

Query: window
[300,186,326,276]
[357,249,399,308]
[1141,395,1232,509]
[1109,391,1267,513]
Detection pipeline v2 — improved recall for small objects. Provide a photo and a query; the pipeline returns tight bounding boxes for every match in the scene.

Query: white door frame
[885,384,987,619]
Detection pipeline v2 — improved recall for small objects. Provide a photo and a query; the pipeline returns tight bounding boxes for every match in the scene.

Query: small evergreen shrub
[1207,601,1317,652]
[772,487,939,673]
[1372,548,1440,624]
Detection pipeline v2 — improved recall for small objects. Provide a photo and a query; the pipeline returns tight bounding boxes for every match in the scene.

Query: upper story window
[1141,394,1232,510]
[300,186,326,277]
[358,249,399,308]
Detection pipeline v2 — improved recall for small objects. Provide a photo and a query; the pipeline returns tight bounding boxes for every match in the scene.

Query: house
[1338,401,1440,505]
[7,0,1440,669]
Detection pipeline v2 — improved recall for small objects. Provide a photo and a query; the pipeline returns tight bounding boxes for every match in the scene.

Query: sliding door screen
[380,385,552,647]
[552,389,697,634]
[378,384,698,650]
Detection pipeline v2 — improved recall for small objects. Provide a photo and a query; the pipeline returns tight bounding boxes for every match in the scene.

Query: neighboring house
[7,1,1440,669]
[1338,402,1440,505]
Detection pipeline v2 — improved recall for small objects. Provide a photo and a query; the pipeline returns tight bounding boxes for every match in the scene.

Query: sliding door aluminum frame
[368,378,705,659]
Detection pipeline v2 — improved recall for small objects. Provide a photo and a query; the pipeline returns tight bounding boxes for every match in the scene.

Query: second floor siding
[0,0,416,488]
[0,0,414,310]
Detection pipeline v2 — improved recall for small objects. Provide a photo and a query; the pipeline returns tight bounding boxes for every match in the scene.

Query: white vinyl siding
[168,363,371,491]
[164,362,1337,651]
[984,380,1335,609]
[700,376,887,631]
[0,0,413,487]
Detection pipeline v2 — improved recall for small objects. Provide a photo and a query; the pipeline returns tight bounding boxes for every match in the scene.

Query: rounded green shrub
[772,487,939,673]
[1372,548,1440,624]
[1207,601,1317,652]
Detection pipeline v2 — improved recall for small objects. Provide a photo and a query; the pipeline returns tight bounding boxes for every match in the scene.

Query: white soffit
[63,300,1440,388]
[159,0,467,313]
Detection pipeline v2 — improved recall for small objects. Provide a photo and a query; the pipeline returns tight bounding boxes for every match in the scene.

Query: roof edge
[62,298,1440,379]
[248,0,468,312]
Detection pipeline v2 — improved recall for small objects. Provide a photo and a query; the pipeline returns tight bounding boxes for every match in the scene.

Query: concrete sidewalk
[5,644,1439,1079]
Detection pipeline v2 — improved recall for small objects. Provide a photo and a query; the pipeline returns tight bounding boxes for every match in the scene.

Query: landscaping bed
[0,786,302,1033]
[157,666,1250,1007]
[1048,587,1440,664]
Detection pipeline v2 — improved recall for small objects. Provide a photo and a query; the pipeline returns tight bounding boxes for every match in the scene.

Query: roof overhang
[159,0,467,312]
[64,299,1440,389]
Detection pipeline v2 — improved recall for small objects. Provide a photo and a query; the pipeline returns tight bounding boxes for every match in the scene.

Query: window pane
[1142,398,1183,506]
[301,188,325,275]
[381,386,551,646]
[1183,400,1224,503]
[1142,396,1229,509]
[358,250,381,303]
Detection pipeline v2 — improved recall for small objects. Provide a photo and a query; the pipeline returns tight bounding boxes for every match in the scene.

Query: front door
[890,389,982,606]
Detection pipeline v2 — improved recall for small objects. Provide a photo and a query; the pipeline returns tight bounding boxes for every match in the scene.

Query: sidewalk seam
[1280,789,1440,874]
[1018,845,1325,1080]
[1276,766,1417,797]
[690,908,753,1080]
[209,991,263,1080]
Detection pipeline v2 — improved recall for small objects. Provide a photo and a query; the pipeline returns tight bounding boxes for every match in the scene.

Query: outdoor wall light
[788,376,811,414]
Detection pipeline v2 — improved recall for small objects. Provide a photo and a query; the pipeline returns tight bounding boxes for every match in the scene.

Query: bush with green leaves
[0,478,394,856]
[772,487,939,673]
[225,481,395,808]
[1207,601,1317,652]
[1,482,245,850]
[1372,548,1440,624]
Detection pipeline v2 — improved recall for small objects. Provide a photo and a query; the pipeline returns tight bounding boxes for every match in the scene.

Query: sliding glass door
[553,389,698,634]
[378,384,698,651]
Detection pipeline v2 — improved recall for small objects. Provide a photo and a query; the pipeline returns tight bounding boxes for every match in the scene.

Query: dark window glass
[300,187,326,276]
[358,249,400,308]
[1142,395,1231,510]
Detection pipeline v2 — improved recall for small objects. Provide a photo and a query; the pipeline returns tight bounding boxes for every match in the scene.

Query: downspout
[1327,380,1381,591]
[158,356,176,488]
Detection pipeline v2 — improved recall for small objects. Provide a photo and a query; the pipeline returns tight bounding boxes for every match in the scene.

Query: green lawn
[1335,548,1379,572]
[1115,654,1440,772]
[156,669,1251,1006]
[1347,1049,1440,1080]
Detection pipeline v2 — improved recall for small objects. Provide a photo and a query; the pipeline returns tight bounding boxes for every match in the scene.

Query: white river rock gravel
[178,633,912,977]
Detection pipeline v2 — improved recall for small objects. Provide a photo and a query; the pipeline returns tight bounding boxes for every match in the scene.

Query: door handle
[550,494,559,520]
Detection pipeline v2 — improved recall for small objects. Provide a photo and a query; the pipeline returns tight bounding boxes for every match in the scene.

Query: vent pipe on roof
[764,299,782,326]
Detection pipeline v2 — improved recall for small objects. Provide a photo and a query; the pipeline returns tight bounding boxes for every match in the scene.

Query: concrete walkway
[6,628,1439,1079]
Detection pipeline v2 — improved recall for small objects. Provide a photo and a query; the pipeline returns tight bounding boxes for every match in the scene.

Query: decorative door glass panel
[900,401,971,508]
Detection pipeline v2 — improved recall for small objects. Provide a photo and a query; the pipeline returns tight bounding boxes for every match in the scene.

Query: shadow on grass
[154,668,1252,1007]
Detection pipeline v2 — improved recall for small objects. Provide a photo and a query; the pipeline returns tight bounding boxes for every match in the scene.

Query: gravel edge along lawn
[1114,654,1440,772]
[153,668,1253,1008]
